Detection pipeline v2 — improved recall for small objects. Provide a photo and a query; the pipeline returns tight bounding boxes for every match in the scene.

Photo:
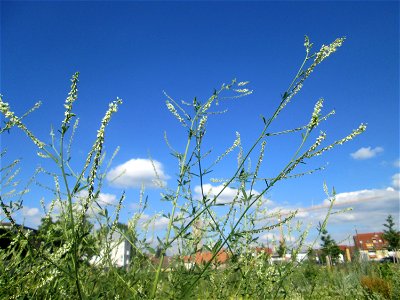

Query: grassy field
[1,36,386,299]
[2,242,399,299]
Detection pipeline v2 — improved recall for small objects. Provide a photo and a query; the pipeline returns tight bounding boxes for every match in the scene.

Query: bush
[361,276,392,299]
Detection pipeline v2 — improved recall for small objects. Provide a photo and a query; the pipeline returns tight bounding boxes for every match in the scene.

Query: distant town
[2,221,398,269]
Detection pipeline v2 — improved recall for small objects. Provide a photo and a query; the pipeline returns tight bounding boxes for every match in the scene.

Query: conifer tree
[320,229,341,264]
[382,215,400,252]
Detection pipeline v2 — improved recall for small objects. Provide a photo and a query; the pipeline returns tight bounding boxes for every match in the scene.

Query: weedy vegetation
[2,36,396,299]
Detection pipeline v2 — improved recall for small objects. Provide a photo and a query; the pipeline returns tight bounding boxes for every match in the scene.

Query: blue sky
[1,1,399,246]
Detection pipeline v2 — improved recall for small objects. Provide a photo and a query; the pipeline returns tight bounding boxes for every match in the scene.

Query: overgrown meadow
[1,37,399,299]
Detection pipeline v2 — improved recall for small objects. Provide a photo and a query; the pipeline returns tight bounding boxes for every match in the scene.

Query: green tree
[37,216,97,260]
[382,215,400,252]
[277,240,286,258]
[320,229,341,264]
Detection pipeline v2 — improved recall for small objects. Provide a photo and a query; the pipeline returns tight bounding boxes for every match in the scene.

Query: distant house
[183,250,230,269]
[254,247,273,256]
[90,231,131,268]
[150,255,174,271]
[338,245,355,262]
[0,222,37,249]
[353,232,388,261]
[109,231,132,268]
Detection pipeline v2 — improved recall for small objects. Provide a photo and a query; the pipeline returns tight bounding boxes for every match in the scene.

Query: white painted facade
[89,231,132,268]
[110,232,131,268]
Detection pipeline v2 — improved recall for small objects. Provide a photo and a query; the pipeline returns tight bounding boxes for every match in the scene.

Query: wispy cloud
[18,206,42,228]
[137,213,169,230]
[394,159,400,168]
[74,190,118,205]
[392,173,400,189]
[258,232,296,245]
[194,183,273,206]
[265,187,399,240]
[106,158,168,189]
[350,146,384,160]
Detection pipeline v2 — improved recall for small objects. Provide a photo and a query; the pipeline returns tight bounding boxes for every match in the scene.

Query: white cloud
[74,191,118,206]
[392,173,400,189]
[325,187,399,240]
[326,187,398,206]
[194,183,273,206]
[22,207,40,217]
[308,188,398,230]
[20,206,42,228]
[350,146,383,160]
[98,193,118,205]
[153,216,169,230]
[194,184,240,204]
[394,159,400,168]
[258,232,296,247]
[106,158,168,189]
[259,232,278,242]
[137,213,169,230]
[254,186,399,245]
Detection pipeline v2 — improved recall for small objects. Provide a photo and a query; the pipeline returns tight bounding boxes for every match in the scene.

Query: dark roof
[0,222,37,233]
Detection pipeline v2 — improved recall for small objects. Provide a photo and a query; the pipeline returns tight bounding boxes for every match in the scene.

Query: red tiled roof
[353,232,388,251]
[254,247,273,255]
[338,245,355,252]
[183,250,230,264]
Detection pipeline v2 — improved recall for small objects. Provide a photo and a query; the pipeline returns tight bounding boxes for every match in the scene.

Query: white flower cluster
[304,35,313,54]
[305,37,345,78]
[37,151,50,158]
[253,140,267,181]
[281,82,303,109]
[53,241,73,260]
[234,88,250,93]
[308,98,324,129]
[237,81,250,87]
[111,193,125,232]
[312,123,367,157]
[37,267,61,290]
[61,72,79,128]
[166,100,187,127]
[95,99,122,149]
[307,131,327,155]
[233,131,241,147]
[197,115,208,133]
[214,131,241,165]
[202,94,217,113]
[81,99,122,224]
[337,123,367,145]
[0,96,45,149]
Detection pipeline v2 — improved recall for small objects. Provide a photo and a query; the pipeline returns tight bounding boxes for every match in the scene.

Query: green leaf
[156,236,165,248]
[241,188,248,200]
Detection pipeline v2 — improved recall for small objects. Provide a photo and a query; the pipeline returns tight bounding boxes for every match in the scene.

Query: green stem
[60,131,83,299]
[150,121,195,298]
[184,103,313,295]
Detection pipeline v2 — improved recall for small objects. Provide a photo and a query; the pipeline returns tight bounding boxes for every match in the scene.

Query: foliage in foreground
[0,36,373,299]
